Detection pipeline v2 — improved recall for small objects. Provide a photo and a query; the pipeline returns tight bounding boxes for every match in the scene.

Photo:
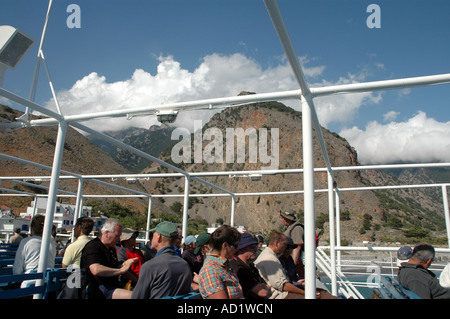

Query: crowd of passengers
[11,213,450,299]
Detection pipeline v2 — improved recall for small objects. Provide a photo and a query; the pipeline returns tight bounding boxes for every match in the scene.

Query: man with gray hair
[81,218,138,299]
[398,243,450,299]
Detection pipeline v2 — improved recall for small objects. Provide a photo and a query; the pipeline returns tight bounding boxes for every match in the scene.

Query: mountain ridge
[1,103,448,245]
[127,100,448,244]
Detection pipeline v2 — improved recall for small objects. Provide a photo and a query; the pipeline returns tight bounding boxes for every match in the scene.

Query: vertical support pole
[35,120,67,298]
[389,252,395,278]
[230,195,236,227]
[145,197,152,244]
[442,185,450,248]
[71,178,83,242]
[327,172,337,295]
[32,196,38,218]
[301,94,316,299]
[335,191,342,272]
[181,176,190,244]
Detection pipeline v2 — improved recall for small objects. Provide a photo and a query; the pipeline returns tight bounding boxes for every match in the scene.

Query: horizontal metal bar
[311,73,450,97]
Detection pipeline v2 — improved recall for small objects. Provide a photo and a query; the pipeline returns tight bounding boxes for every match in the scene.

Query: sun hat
[280,211,297,222]
[237,232,258,250]
[120,228,139,241]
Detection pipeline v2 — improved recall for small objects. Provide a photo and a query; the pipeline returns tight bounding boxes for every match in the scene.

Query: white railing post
[230,195,236,227]
[328,172,337,295]
[71,178,83,242]
[335,190,342,272]
[35,120,67,298]
[301,94,317,299]
[145,197,152,244]
[442,185,450,248]
[181,176,190,244]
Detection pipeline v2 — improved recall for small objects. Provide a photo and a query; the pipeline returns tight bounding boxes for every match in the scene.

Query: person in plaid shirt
[198,225,244,299]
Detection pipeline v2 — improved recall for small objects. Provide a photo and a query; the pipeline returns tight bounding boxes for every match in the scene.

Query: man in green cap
[194,232,211,256]
[131,221,192,299]
[190,232,211,290]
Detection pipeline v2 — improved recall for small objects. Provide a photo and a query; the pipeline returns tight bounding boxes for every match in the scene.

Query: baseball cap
[185,235,196,245]
[397,246,412,260]
[150,221,179,238]
[194,232,210,254]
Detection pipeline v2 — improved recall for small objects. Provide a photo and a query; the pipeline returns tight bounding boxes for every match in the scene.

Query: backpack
[286,222,319,251]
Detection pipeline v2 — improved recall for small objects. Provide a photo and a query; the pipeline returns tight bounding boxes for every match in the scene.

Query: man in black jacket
[398,243,450,299]
[230,232,271,299]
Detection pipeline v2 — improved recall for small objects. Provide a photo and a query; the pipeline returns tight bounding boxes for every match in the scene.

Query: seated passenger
[62,216,94,268]
[398,243,450,299]
[131,222,192,299]
[13,215,56,287]
[116,228,144,283]
[198,225,243,299]
[230,232,271,299]
[81,219,138,299]
[254,231,307,299]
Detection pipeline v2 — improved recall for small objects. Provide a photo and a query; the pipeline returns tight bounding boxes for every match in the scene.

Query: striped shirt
[199,255,244,299]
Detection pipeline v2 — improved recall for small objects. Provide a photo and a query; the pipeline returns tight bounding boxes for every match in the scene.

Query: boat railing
[316,245,450,298]
[316,246,365,299]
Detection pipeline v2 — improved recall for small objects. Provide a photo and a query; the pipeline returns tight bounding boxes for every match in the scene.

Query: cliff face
[139,100,447,243]
[140,101,387,239]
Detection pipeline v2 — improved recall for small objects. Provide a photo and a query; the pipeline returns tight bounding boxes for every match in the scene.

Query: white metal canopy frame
[0,0,449,299]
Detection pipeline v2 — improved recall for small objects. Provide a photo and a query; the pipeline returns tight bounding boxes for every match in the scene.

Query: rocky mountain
[1,101,448,245]
[126,97,448,244]
[87,124,178,173]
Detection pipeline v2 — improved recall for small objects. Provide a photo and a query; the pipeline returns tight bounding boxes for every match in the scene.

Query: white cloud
[49,52,443,166]
[383,110,399,122]
[397,88,411,98]
[41,53,450,165]
[375,63,385,70]
[45,53,309,132]
[339,111,450,164]
[45,53,383,133]
[311,77,383,127]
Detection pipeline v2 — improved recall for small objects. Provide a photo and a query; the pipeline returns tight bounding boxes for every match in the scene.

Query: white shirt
[254,247,289,299]
[440,263,450,288]
[13,236,56,275]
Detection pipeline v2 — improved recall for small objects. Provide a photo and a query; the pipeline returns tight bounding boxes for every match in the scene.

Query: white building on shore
[20,198,93,233]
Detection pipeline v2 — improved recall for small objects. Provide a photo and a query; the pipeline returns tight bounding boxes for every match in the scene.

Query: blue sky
[1,0,449,164]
